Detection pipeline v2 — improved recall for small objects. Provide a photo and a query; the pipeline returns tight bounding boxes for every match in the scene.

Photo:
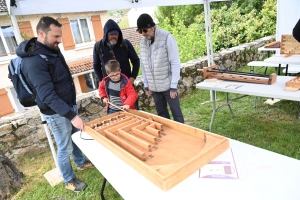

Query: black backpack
[95,39,129,56]
[8,54,54,107]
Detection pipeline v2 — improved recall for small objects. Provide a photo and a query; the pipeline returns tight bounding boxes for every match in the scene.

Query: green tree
[156,0,268,27]
[118,17,129,29]
[157,0,277,61]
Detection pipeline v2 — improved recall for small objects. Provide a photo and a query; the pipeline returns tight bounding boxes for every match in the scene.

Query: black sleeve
[24,56,76,120]
[293,19,300,42]
[126,39,140,79]
[93,42,103,82]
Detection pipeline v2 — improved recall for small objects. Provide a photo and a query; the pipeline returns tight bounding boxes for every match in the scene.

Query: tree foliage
[157,0,277,62]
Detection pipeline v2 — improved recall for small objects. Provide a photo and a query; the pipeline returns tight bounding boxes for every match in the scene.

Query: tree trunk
[0,150,23,200]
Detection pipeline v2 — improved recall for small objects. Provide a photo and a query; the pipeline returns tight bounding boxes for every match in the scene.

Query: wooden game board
[280,34,300,55]
[84,110,230,191]
[285,77,300,89]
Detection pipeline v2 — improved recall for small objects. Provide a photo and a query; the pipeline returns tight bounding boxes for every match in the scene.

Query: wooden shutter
[78,75,88,93]
[57,18,75,50]
[0,89,14,117]
[18,21,34,41]
[91,15,104,41]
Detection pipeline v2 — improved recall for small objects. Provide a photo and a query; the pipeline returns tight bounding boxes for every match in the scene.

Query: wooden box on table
[84,110,230,191]
[286,77,300,89]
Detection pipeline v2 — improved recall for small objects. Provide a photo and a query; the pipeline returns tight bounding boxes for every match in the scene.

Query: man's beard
[109,39,117,45]
[44,36,59,51]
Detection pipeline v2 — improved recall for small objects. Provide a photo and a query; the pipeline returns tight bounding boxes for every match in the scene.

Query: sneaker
[65,178,87,192]
[77,159,94,171]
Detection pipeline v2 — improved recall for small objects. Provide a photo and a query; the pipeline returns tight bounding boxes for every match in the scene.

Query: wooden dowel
[132,128,157,144]
[146,126,161,137]
[117,129,151,151]
[108,101,127,112]
[104,130,146,161]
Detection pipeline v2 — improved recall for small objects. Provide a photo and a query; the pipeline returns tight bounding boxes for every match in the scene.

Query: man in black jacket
[293,19,300,42]
[93,19,140,84]
[16,16,93,192]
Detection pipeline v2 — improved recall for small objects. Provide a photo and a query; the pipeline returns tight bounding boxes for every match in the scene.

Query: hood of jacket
[103,19,123,45]
[16,37,59,58]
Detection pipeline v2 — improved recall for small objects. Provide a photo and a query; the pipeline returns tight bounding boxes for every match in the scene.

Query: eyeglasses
[138,28,148,34]
[108,73,120,79]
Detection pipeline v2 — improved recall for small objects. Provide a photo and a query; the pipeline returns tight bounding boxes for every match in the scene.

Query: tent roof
[10,0,229,15]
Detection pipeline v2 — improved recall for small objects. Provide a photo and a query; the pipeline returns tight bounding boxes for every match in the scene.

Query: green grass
[12,65,300,199]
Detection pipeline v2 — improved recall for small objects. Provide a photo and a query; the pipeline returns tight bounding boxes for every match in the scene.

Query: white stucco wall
[127,7,158,28]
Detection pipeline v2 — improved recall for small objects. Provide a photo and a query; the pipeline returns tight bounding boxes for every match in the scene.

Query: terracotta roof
[121,27,143,48]
[67,57,93,75]
[0,0,8,12]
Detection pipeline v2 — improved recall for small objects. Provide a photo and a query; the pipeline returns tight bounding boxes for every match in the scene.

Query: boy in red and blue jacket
[99,60,138,114]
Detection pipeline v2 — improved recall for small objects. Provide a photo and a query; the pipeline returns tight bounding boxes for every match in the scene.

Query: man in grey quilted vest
[137,13,184,123]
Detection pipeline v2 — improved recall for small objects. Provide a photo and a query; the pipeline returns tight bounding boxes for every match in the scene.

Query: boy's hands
[103,97,109,104]
[120,105,130,110]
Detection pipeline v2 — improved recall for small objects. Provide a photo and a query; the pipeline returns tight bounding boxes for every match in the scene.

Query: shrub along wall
[0,36,274,160]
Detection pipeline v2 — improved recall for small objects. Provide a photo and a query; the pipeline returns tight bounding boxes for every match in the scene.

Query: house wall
[127,7,157,28]
[0,11,108,89]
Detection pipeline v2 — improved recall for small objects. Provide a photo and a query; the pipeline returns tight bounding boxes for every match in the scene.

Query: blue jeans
[42,105,86,183]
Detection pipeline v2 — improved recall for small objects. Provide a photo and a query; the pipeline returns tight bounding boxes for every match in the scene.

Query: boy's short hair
[105,60,121,74]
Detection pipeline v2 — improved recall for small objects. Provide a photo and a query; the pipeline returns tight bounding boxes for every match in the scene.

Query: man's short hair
[36,16,62,34]
[105,60,121,74]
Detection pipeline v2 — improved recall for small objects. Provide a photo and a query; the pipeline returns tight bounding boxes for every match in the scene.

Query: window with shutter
[18,21,34,41]
[0,25,18,57]
[91,15,104,41]
[70,18,91,44]
[57,18,75,50]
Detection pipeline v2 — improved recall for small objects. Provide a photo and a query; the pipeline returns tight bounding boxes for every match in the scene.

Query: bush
[158,14,206,63]
[157,0,277,61]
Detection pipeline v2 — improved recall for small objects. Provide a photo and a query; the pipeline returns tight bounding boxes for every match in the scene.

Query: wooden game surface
[281,34,300,54]
[84,111,229,191]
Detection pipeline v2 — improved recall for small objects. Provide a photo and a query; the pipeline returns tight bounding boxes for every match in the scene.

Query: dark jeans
[151,90,184,123]
[107,108,119,114]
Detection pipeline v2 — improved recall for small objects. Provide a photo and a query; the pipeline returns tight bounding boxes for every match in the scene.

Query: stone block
[182,77,193,88]
[85,103,101,114]
[81,98,92,108]
[15,134,38,148]
[0,124,13,136]
[16,118,27,126]
[15,125,36,138]
[36,126,47,140]
[1,133,16,143]
[11,144,48,160]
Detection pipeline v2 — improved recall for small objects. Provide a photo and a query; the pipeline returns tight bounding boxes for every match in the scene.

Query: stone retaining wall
[0,36,275,160]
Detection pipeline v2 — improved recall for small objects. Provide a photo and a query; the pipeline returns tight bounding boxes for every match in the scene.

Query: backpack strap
[122,39,129,50]
[39,54,54,74]
[95,40,103,56]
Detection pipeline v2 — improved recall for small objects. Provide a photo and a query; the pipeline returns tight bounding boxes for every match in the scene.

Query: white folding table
[265,55,300,75]
[264,55,300,65]
[72,130,300,200]
[196,76,300,131]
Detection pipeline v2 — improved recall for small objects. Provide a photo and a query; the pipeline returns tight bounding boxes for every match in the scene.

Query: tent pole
[204,0,216,101]
[40,113,61,175]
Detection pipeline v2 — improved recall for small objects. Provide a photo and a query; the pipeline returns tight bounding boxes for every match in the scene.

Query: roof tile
[67,57,93,75]
[0,0,7,12]
[121,27,143,48]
